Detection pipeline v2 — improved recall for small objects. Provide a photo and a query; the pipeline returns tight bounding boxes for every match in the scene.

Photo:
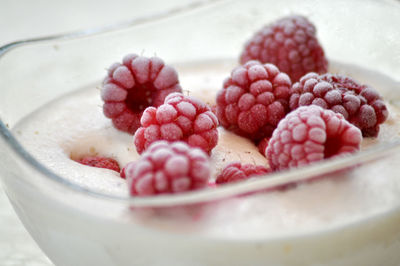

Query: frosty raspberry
[289,73,389,137]
[102,54,182,134]
[266,105,362,171]
[216,162,270,184]
[124,141,210,196]
[240,15,328,82]
[216,61,291,141]
[77,156,120,172]
[135,93,219,154]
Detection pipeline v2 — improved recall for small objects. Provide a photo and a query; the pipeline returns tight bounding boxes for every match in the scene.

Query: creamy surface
[12,60,400,237]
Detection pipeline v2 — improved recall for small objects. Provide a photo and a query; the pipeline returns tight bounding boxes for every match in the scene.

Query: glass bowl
[1,0,400,265]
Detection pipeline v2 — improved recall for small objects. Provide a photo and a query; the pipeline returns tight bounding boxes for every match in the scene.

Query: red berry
[120,168,126,178]
[124,141,210,196]
[240,15,328,82]
[216,162,270,184]
[258,137,270,156]
[77,156,120,172]
[134,93,219,154]
[102,54,182,134]
[216,61,291,141]
[266,105,362,171]
[289,73,389,137]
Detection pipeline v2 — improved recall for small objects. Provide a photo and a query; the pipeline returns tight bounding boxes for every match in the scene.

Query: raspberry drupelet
[216,60,291,141]
[258,137,270,156]
[134,93,219,154]
[216,162,270,184]
[77,156,120,173]
[266,105,362,171]
[102,54,182,134]
[289,73,389,137]
[240,15,328,82]
[123,141,210,196]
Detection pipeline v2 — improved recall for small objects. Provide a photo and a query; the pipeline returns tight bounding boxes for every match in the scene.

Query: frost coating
[124,141,210,196]
[135,93,219,154]
[216,162,271,184]
[101,54,182,134]
[266,105,362,170]
[290,73,389,137]
[216,61,292,141]
[240,15,328,82]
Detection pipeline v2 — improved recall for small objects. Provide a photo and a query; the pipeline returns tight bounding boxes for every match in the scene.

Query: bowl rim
[1,0,400,207]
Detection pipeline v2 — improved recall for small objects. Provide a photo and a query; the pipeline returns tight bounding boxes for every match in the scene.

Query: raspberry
[266,105,362,171]
[77,156,120,172]
[257,137,270,156]
[134,93,219,154]
[124,141,210,196]
[102,54,182,134]
[120,166,127,179]
[216,61,291,141]
[289,73,389,137]
[216,162,270,184]
[240,15,328,82]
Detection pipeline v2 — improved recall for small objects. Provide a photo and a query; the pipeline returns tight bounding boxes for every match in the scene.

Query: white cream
[12,60,400,239]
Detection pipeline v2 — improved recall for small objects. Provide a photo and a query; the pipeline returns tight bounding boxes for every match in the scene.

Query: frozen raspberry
[120,166,127,179]
[240,15,328,82]
[77,156,120,172]
[134,93,219,154]
[266,105,362,171]
[124,141,210,196]
[216,61,291,141]
[289,73,389,137]
[216,162,270,184]
[102,54,182,134]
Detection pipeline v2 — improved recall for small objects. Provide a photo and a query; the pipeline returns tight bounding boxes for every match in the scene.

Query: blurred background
[0,0,200,265]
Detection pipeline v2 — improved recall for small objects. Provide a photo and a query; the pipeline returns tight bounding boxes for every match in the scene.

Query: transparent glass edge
[0,0,227,56]
[1,0,400,207]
